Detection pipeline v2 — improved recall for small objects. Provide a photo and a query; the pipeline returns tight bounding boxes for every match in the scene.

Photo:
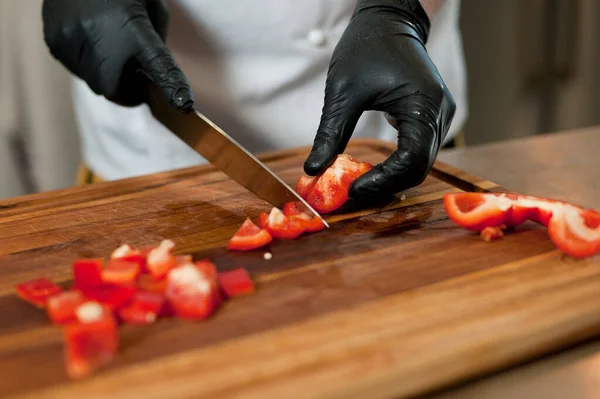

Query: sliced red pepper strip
[146,239,177,279]
[165,263,221,320]
[64,301,118,379]
[548,207,600,259]
[82,285,136,311]
[258,207,306,239]
[47,290,86,324]
[73,258,104,291]
[443,192,512,231]
[444,192,600,258]
[118,291,165,325]
[295,154,373,214]
[227,218,273,251]
[16,278,63,308]
[101,259,141,286]
[283,201,326,233]
[218,268,255,298]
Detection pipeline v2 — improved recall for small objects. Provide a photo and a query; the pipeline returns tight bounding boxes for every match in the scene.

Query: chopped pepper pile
[444,192,600,258]
[15,240,255,379]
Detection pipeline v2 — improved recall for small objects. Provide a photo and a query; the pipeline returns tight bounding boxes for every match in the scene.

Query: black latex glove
[42,0,194,112]
[304,0,456,201]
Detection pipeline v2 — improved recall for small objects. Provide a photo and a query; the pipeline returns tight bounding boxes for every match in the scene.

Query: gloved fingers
[349,99,440,200]
[134,22,194,113]
[303,78,366,176]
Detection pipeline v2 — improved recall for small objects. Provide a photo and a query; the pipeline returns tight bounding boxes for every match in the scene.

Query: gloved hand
[42,0,194,113]
[304,0,456,201]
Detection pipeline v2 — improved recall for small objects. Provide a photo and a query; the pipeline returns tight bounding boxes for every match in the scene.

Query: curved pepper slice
[548,207,600,259]
[227,218,273,251]
[295,154,373,214]
[444,192,600,259]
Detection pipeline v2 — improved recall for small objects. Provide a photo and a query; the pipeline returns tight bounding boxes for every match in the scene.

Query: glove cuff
[354,0,431,44]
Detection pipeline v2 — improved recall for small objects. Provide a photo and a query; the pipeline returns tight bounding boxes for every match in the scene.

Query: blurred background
[1,0,600,199]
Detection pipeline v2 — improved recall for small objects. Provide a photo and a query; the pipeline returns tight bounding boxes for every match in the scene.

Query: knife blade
[145,84,329,228]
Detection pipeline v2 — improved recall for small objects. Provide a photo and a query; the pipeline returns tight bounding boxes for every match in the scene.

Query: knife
[145,84,329,228]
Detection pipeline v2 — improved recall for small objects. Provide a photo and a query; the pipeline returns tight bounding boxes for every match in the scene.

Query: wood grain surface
[0,139,598,399]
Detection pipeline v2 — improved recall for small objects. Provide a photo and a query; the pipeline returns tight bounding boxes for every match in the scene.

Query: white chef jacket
[72,0,467,181]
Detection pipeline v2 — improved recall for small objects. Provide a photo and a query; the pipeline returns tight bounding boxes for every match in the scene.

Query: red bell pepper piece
[101,259,141,286]
[218,268,255,298]
[146,239,177,279]
[47,290,86,324]
[111,244,147,272]
[64,301,118,379]
[227,218,273,251]
[258,207,306,239]
[443,192,513,231]
[165,263,221,320]
[195,259,218,281]
[82,285,136,311]
[444,192,600,258]
[73,258,104,291]
[111,244,139,259]
[118,291,165,325]
[295,154,373,214]
[480,225,506,242]
[283,201,326,233]
[16,278,63,308]
[137,274,167,294]
[548,207,600,258]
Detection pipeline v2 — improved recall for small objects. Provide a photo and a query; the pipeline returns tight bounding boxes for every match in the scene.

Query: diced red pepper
[165,264,220,320]
[47,290,86,324]
[101,259,141,286]
[82,285,136,311]
[444,192,600,259]
[64,301,118,379]
[480,225,506,242]
[227,218,273,251]
[218,268,255,298]
[146,239,177,279]
[283,201,326,233]
[118,292,165,325]
[110,244,139,259]
[16,278,63,308]
[73,258,104,291]
[258,207,305,239]
[195,259,218,281]
[137,274,167,294]
[295,154,373,214]
[176,255,193,265]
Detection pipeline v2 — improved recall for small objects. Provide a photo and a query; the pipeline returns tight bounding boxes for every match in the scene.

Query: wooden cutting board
[1,139,599,399]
